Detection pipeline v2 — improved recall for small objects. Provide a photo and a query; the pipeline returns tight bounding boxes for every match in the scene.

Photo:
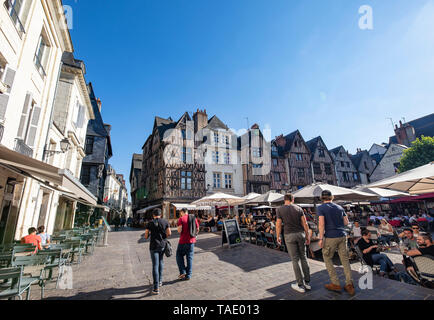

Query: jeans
[150,249,164,290]
[284,233,310,286]
[378,235,395,245]
[371,253,394,273]
[176,243,195,279]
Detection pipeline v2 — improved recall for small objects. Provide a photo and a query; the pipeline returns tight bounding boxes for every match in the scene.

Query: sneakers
[344,283,355,296]
[304,282,312,290]
[159,282,163,287]
[152,289,159,295]
[324,283,342,292]
[291,283,306,293]
[178,274,186,280]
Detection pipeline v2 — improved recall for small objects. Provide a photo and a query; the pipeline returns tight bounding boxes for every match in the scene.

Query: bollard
[103,225,109,247]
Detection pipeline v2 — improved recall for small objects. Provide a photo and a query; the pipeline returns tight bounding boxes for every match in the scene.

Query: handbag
[164,240,173,257]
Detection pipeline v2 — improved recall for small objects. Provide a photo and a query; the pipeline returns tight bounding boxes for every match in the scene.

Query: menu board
[222,219,242,248]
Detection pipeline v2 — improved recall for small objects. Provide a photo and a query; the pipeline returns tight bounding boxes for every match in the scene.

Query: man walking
[318,190,355,296]
[176,208,199,281]
[144,208,171,295]
[276,194,311,293]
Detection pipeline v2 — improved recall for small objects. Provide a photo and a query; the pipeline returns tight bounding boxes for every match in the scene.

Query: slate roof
[206,115,229,130]
[350,152,365,169]
[330,146,344,156]
[389,113,434,143]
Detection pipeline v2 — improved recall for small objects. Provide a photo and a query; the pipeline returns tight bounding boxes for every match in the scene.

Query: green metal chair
[12,255,49,299]
[63,240,85,264]
[13,245,37,255]
[0,253,13,269]
[0,267,38,300]
[37,249,68,289]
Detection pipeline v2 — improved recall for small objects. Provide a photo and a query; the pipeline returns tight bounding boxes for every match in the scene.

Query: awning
[0,145,97,206]
[137,204,161,214]
[172,203,212,211]
[389,192,434,203]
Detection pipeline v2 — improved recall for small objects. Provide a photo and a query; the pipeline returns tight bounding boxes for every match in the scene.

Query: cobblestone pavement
[34,229,434,300]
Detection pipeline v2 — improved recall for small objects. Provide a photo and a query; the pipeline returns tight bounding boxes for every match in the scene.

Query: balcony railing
[34,54,46,78]
[4,0,25,38]
[14,138,33,157]
[0,123,4,143]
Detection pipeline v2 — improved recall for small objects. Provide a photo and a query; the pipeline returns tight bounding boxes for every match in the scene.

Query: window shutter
[0,67,16,121]
[76,104,85,128]
[17,92,32,139]
[25,105,41,148]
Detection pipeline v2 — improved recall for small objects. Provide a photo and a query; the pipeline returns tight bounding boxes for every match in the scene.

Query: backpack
[153,218,172,256]
[188,214,198,238]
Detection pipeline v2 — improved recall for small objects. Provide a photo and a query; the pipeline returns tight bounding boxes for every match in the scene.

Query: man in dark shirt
[318,190,355,296]
[406,233,434,257]
[144,208,171,295]
[276,193,311,293]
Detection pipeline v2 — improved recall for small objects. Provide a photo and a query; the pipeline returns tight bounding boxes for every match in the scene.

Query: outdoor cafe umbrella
[192,192,245,206]
[367,162,434,195]
[246,191,284,205]
[291,183,378,204]
[355,187,410,198]
[252,205,272,210]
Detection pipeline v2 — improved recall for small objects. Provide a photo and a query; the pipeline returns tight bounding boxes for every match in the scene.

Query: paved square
[35,229,433,300]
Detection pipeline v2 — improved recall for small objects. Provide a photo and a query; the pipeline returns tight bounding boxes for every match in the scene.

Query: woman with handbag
[144,208,171,295]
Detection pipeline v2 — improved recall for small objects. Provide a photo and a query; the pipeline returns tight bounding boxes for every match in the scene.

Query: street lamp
[45,138,71,156]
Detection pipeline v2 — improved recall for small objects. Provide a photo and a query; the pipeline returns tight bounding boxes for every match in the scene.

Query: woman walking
[144,208,171,295]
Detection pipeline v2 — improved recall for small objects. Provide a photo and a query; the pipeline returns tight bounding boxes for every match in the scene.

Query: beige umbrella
[355,187,410,198]
[192,192,245,206]
[292,183,378,204]
[367,162,434,195]
[246,191,285,205]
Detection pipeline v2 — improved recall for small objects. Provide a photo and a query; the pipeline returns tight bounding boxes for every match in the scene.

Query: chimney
[193,108,208,133]
[96,98,102,112]
[399,120,403,128]
[275,134,285,147]
[251,123,260,130]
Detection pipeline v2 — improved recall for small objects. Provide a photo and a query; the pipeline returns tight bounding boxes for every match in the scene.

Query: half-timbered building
[306,136,337,185]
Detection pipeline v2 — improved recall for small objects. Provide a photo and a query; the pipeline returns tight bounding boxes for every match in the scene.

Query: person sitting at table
[21,227,43,253]
[357,229,398,277]
[351,221,362,245]
[405,233,434,258]
[410,223,421,237]
[378,219,395,246]
[37,225,51,249]
[205,215,217,232]
[399,228,418,249]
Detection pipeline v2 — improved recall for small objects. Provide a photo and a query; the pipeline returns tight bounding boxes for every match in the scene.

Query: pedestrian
[276,193,311,293]
[318,190,355,296]
[144,208,171,295]
[176,208,199,281]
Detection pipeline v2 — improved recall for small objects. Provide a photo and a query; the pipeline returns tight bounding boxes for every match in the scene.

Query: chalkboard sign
[222,219,242,248]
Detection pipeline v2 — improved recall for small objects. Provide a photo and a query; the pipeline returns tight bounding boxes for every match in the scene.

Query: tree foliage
[399,136,434,173]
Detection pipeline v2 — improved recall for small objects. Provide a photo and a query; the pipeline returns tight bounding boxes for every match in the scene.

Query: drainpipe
[42,59,63,163]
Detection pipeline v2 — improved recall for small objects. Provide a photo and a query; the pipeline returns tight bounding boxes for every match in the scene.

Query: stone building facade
[330,146,360,188]
[369,144,408,183]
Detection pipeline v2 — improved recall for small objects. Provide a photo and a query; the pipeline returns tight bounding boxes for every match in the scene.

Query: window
[224,174,232,189]
[16,93,40,149]
[341,161,345,167]
[81,166,91,185]
[274,173,281,182]
[346,162,350,168]
[0,55,6,83]
[319,148,325,158]
[6,0,27,37]
[74,102,85,128]
[85,136,94,155]
[296,153,303,161]
[213,173,221,189]
[182,147,192,163]
[272,158,278,167]
[214,132,219,144]
[272,145,277,152]
[212,151,219,164]
[252,163,263,169]
[364,161,369,170]
[343,172,350,182]
[294,141,298,147]
[34,33,50,78]
[181,171,192,190]
[224,135,229,145]
[353,173,360,182]
[252,147,262,158]
[297,168,305,179]
[224,152,230,164]
[313,162,322,175]
[324,163,332,175]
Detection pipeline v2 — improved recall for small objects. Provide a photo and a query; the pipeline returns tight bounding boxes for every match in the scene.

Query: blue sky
[64,0,434,194]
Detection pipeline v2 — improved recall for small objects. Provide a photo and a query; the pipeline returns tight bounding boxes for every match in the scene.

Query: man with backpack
[176,208,199,281]
[144,208,171,295]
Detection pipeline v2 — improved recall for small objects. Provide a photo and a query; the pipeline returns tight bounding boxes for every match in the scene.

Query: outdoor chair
[37,249,68,289]
[13,245,37,255]
[12,255,49,299]
[0,253,13,269]
[354,246,380,274]
[49,243,73,264]
[255,232,265,246]
[0,267,38,300]
[407,255,434,289]
[50,236,67,244]
[240,229,250,242]
[248,231,256,244]
[63,240,86,264]
[264,233,277,249]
